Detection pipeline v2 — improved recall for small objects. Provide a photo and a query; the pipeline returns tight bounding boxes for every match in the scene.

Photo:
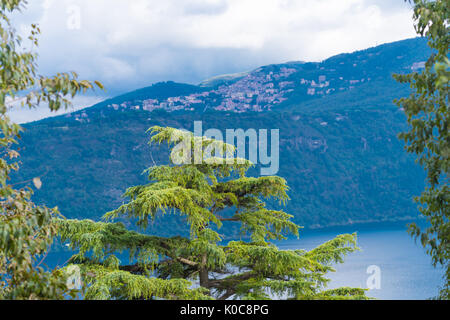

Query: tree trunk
[199,253,209,288]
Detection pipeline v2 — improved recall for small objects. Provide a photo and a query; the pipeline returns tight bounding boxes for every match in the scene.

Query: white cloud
[8,0,417,122]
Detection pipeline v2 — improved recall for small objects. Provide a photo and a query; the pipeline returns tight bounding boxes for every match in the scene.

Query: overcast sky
[9,0,417,123]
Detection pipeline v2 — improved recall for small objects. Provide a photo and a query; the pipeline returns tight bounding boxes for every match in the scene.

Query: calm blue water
[277,223,445,300]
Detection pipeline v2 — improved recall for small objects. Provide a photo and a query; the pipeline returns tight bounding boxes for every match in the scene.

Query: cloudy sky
[9,0,417,123]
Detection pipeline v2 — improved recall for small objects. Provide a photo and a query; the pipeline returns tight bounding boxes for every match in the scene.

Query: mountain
[85,37,429,114]
[13,37,430,237]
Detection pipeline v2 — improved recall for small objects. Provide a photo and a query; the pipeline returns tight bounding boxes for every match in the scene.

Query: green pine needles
[58,126,367,300]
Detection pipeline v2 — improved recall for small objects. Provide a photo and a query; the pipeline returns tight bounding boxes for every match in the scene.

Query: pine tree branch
[218,216,240,222]
[120,264,146,273]
[218,289,235,300]
[178,257,198,267]
[208,272,254,290]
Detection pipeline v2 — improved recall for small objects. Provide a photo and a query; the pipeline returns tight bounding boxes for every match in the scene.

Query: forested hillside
[12,38,429,237]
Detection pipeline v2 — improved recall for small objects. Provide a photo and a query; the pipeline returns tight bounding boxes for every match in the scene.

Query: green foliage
[0,0,101,299]
[394,0,449,299]
[59,126,367,300]
[57,219,211,300]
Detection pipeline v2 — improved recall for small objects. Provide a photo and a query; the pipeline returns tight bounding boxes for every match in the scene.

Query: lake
[277,222,444,300]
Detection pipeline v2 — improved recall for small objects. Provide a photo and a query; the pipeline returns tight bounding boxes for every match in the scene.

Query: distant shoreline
[298,216,426,236]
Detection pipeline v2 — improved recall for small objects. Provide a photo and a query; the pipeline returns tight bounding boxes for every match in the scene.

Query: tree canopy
[58,126,367,300]
[395,0,449,299]
[0,0,102,299]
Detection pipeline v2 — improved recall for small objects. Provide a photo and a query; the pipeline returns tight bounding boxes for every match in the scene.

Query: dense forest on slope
[15,108,424,237]
[12,38,429,237]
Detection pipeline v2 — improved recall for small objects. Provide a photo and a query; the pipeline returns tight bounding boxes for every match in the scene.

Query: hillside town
[105,66,300,113]
[97,59,427,117]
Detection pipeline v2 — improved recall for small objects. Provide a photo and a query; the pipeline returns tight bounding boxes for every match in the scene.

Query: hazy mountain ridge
[64,37,429,120]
